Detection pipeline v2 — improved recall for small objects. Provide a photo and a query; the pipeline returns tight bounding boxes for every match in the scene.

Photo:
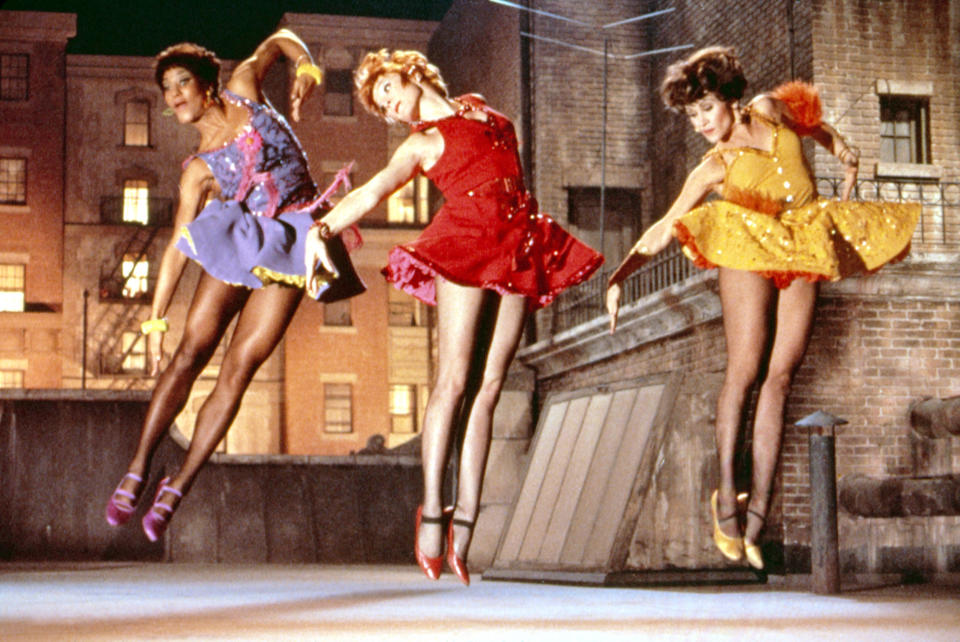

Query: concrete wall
[0,391,421,563]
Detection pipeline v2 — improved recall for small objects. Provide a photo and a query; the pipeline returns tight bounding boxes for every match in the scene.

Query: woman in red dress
[305,50,603,585]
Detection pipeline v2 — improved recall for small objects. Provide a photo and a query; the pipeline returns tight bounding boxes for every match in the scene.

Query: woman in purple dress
[104,29,363,542]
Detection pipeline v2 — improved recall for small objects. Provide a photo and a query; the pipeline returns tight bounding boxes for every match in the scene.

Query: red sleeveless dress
[382,95,603,308]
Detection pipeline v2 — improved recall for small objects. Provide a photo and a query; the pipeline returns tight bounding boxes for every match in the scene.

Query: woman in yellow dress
[607,47,918,569]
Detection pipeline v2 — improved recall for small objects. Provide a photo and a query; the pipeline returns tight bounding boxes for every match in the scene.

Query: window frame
[323,68,354,117]
[0,157,27,205]
[0,53,29,102]
[0,263,25,312]
[323,382,354,434]
[123,99,151,147]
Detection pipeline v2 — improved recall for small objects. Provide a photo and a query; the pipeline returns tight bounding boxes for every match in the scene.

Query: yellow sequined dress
[674,104,919,289]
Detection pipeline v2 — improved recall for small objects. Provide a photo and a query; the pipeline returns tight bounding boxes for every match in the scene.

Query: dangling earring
[203,86,214,108]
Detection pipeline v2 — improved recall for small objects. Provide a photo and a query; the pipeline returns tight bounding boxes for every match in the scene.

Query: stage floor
[0,563,957,641]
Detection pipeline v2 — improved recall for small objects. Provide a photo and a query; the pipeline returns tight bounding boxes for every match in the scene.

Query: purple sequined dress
[176,89,364,302]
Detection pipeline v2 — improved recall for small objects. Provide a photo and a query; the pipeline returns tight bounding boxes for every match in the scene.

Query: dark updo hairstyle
[154,42,222,94]
[660,46,747,111]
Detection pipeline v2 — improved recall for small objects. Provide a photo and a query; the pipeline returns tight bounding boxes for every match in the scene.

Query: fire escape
[94,195,172,381]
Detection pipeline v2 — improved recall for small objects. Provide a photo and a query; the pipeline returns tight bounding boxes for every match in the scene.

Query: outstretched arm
[304,133,434,297]
[606,154,723,332]
[145,159,215,373]
[227,28,320,121]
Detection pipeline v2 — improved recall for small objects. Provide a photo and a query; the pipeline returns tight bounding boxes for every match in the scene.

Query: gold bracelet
[296,61,323,85]
[314,220,334,240]
[140,318,169,334]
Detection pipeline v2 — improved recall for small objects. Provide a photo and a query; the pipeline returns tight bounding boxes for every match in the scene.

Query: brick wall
[524,0,960,573]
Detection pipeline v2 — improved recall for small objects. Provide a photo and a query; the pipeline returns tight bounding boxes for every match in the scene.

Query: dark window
[323,383,353,433]
[324,69,353,116]
[323,298,352,326]
[0,54,29,101]
[879,95,930,164]
[567,187,643,264]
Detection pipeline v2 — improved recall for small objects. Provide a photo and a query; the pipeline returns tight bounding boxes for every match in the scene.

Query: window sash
[122,180,150,224]
[0,263,25,311]
[0,157,26,204]
[323,383,353,433]
[0,53,29,101]
[121,255,149,298]
[124,100,150,146]
[0,369,24,388]
[324,69,353,116]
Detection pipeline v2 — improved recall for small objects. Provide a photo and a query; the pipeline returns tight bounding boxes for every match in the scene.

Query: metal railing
[99,196,174,226]
[817,177,960,247]
[551,177,960,335]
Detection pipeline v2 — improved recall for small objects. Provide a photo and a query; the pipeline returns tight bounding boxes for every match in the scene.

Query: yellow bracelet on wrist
[140,318,169,334]
[296,61,323,85]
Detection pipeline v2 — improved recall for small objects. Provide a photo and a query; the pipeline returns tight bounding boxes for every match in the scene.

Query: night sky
[0,0,454,58]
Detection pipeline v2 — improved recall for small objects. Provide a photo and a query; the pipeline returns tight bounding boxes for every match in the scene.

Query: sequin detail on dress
[382,94,603,308]
[674,99,919,289]
[175,90,364,302]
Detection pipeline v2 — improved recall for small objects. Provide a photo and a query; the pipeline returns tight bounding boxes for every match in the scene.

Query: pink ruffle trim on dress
[382,245,603,310]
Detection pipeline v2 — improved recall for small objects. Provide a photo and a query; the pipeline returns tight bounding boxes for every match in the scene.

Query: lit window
[0,263,25,311]
[0,53,28,101]
[323,298,352,326]
[879,95,930,164]
[121,330,146,372]
[0,157,26,204]
[323,383,353,433]
[121,254,149,298]
[324,69,353,116]
[124,100,150,146]
[122,180,149,224]
[0,369,24,388]
[389,384,417,434]
[387,175,430,224]
[388,285,425,327]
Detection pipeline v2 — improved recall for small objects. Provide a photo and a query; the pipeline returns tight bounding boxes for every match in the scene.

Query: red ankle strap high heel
[446,516,474,586]
[414,505,444,580]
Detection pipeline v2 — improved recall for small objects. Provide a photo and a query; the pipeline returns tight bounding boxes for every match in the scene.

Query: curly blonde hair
[354,49,448,120]
[660,46,746,111]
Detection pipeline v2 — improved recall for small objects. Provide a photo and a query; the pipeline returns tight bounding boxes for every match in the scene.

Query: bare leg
[744,278,817,544]
[161,283,304,501]
[117,274,248,499]
[417,277,486,558]
[714,268,774,537]
[449,293,527,561]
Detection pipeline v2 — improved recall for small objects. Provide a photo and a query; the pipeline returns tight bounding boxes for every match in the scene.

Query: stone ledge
[519,271,720,379]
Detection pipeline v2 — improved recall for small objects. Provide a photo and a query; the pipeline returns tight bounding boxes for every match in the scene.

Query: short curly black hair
[154,42,221,93]
[660,46,746,110]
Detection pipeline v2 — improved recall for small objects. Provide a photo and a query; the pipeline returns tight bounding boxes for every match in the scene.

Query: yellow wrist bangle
[296,61,323,85]
[140,318,169,334]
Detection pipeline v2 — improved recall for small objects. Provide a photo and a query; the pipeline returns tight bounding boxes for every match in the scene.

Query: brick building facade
[1,10,438,458]
[433,0,960,576]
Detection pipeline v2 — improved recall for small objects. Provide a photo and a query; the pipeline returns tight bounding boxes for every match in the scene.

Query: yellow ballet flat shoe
[744,540,764,570]
[711,489,743,561]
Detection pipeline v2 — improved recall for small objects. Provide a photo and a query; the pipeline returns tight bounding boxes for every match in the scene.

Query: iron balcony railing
[551,178,960,334]
[99,196,174,227]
